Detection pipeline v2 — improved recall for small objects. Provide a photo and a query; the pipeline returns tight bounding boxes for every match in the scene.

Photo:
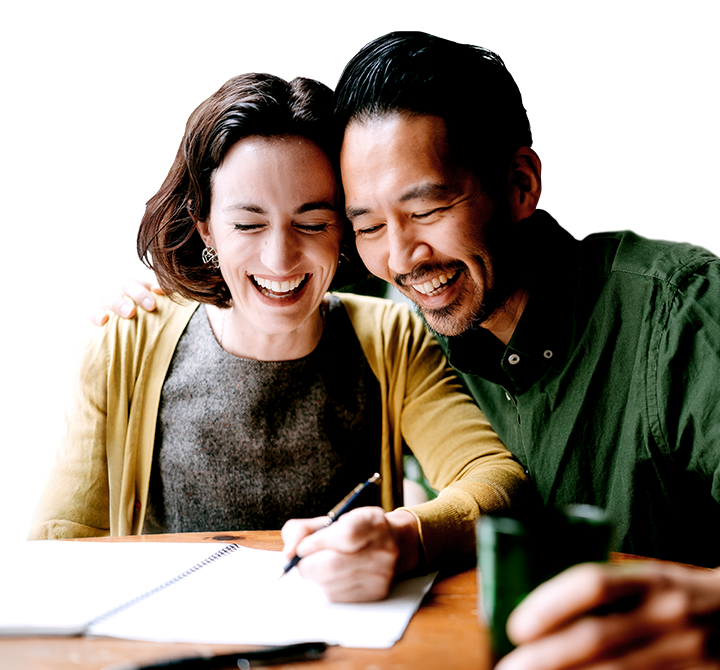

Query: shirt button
[508,354,520,365]
[543,350,553,359]
[505,391,512,402]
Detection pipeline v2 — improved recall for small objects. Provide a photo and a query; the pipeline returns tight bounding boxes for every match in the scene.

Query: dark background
[8,26,376,534]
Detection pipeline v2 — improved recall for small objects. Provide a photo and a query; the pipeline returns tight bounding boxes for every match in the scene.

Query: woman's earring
[202,246,220,269]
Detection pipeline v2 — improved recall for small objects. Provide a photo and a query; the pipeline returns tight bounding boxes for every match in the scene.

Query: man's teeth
[254,275,305,294]
[411,271,456,296]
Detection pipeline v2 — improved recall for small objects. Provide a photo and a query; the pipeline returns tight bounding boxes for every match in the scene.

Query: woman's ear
[508,147,542,223]
[196,218,213,248]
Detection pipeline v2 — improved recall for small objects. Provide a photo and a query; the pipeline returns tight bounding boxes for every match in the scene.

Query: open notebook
[0,541,436,648]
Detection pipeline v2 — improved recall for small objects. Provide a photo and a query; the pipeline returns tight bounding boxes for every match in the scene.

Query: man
[102,32,720,666]
[332,30,720,669]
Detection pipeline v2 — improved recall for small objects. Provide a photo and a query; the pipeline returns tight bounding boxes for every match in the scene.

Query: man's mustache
[393,262,466,287]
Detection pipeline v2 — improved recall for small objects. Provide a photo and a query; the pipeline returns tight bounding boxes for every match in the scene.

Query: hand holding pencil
[280,474,423,603]
[279,473,382,578]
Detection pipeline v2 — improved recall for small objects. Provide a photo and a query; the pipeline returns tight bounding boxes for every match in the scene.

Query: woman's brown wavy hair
[137,73,364,308]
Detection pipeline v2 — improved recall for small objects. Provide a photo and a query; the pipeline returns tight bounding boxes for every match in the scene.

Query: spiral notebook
[0,540,436,648]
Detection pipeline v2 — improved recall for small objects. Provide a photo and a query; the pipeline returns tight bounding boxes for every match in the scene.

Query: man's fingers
[509,562,720,646]
[499,562,720,670]
[501,587,689,670]
[508,563,668,642]
[498,625,716,670]
[121,280,158,312]
[90,310,110,327]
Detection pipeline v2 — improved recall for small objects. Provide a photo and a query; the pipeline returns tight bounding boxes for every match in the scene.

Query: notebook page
[0,541,435,647]
[0,541,232,636]
[91,545,436,648]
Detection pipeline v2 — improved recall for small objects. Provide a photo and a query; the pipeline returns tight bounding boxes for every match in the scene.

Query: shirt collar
[442,210,578,392]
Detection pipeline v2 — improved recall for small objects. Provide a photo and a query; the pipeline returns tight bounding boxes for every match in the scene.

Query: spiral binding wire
[84,543,240,632]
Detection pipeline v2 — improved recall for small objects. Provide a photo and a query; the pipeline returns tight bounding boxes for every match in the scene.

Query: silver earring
[202,246,219,269]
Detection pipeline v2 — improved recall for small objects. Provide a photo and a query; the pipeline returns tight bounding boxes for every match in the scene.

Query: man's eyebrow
[346,205,370,220]
[398,182,453,203]
[345,182,453,220]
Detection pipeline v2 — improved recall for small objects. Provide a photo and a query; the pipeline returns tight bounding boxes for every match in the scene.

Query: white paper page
[91,545,437,648]
[0,541,234,635]
[0,541,436,648]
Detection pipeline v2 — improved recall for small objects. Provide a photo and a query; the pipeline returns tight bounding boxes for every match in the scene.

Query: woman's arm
[29,329,113,538]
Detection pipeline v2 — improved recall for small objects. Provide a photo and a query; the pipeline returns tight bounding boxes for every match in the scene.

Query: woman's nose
[260,229,302,274]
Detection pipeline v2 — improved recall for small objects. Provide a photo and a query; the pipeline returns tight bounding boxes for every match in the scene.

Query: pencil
[278,473,382,578]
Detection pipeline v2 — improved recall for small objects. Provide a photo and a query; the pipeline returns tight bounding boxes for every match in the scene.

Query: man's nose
[386,222,432,275]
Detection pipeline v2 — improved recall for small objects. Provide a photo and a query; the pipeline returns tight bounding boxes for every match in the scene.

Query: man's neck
[481,287,530,346]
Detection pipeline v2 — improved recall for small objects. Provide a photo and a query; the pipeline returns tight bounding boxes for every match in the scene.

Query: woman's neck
[204,302,326,361]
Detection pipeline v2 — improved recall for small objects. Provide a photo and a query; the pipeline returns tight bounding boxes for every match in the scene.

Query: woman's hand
[495,561,720,670]
[280,507,420,602]
[91,280,163,325]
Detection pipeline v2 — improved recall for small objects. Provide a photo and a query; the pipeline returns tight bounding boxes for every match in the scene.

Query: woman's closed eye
[295,222,331,233]
[234,222,265,231]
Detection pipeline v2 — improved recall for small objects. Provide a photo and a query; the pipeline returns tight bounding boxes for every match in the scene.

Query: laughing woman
[29,73,528,601]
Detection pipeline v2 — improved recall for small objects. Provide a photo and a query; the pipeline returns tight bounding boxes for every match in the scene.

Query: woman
[29,73,527,601]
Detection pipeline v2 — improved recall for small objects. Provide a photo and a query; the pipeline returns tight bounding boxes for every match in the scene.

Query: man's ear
[508,147,542,223]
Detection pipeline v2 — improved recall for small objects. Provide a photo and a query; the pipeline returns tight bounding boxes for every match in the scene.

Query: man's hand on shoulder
[90,279,163,326]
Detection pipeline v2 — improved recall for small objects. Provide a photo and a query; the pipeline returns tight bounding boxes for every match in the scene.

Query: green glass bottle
[476,505,614,664]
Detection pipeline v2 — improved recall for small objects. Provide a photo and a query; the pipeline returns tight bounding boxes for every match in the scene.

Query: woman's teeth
[411,270,457,296]
[253,275,306,296]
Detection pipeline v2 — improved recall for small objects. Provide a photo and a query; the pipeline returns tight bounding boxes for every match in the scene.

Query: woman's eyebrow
[222,202,265,214]
[221,200,337,215]
[295,200,338,214]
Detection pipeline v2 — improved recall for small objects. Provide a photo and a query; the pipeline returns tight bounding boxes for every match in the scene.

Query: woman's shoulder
[91,294,199,352]
[331,291,432,343]
[332,291,414,318]
[120,293,196,330]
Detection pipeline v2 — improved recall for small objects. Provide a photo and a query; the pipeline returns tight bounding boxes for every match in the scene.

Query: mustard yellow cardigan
[29,293,528,569]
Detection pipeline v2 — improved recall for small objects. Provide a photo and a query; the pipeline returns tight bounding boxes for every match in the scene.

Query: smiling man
[334,31,720,669]
[336,30,720,564]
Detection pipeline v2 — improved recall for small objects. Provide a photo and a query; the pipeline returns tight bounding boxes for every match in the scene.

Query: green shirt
[442,211,720,567]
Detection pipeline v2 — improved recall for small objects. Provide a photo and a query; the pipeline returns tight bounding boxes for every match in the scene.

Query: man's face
[340,113,517,337]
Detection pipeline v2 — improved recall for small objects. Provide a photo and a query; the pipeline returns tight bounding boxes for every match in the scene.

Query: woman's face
[198,135,343,340]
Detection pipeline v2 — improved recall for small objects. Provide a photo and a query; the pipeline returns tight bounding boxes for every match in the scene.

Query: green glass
[476,505,614,663]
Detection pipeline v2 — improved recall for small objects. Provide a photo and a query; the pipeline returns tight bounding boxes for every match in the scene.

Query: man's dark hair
[334,31,532,187]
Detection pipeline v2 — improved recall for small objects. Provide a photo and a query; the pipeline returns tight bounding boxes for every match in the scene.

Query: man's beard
[410,260,516,338]
[392,212,521,338]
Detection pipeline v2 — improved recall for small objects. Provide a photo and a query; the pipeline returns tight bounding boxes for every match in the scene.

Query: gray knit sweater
[144,296,382,533]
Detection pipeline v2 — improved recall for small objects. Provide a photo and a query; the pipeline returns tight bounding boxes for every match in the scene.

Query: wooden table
[0,531,491,670]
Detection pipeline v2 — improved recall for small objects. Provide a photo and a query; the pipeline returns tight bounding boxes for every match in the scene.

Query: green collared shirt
[442,211,720,567]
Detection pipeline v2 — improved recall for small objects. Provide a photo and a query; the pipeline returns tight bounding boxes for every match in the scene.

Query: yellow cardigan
[29,293,528,569]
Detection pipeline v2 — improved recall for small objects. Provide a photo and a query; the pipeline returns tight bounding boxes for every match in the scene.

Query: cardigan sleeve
[340,293,530,570]
[28,297,198,540]
[28,325,114,539]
